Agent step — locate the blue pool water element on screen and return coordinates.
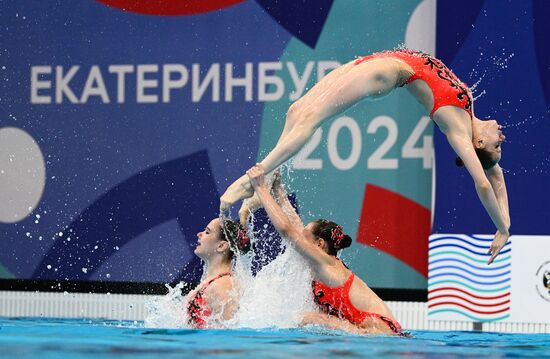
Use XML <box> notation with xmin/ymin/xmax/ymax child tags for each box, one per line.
<box><xmin>1</xmin><ymin>317</ymin><xmax>549</xmax><ymax>358</ymax></box>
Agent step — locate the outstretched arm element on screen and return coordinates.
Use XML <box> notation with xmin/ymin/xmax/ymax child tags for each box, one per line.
<box><xmin>272</xmin><ymin>171</ymin><xmax>304</xmax><ymax>229</ymax></box>
<box><xmin>301</xmin><ymin>312</ymin><xmax>390</xmax><ymax>335</ymax></box>
<box><xmin>446</xmin><ymin>134</ymin><xmax>510</xmax><ymax>264</ymax></box>
<box><xmin>485</xmin><ymin>164</ymin><xmax>510</xmax><ymax>228</ymax></box>
<box><xmin>238</xmin><ymin>193</ymin><xmax>263</xmax><ymax>225</ymax></box>
<box><xmin>246</xmin><ymin>164</ymin><xmax>330</xmax><ymax>267</ymax></box>
<box><xmin>485</xmin><ymin>164</ymin><xmax>511</xmax><ymax>261</ymax></box>
<box><xmin>301</xmin><ymin>311</ymin><xmax>364</xmax><ymax>334</ymax></box>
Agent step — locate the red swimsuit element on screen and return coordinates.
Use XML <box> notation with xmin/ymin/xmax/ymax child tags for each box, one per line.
<box><xmin>312</xmin><ymin>272</ymin><xmax>404</xmax><ymax>335</ymax></box>
<box><xmin>354</xmin><ymin>49</ymin><xmax>473</xmax><ymax>119</ymax></box>
<box><xmin>186</xmin><ymin>272</ymin><xmax>231</xmax><ymax>328</ymax></box>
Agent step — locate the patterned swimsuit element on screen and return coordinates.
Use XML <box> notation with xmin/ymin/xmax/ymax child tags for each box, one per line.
<box><xmin>355</xmin><ymin>49</ymin><xmax>473</xmax><ymax>119</ymax></box>
<box><xmin>313</xmin><ymin>272</ymin><xmax>405</xmax><ymax>336</ymax></box>
<box><xmin>186</xmin><ymin>272</ymin><xmax>231</xmax><ymax>328</ymax></box>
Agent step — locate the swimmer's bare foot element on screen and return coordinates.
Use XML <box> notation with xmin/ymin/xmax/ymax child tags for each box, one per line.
<box><xmin>220</xmin><ymin>174</ymin><xmax>254</xmax><ymax>213</ymax></box>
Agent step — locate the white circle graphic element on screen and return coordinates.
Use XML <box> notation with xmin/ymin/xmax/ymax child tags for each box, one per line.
<box><xmin>0</xmin><ymin>127</ymin><xmax>46</xmax><ymax>223</ymax></box>
<box><xmin>405</xmin><ymin>0</ymin><xmax>437</xmax><ymax>55</ymax></box>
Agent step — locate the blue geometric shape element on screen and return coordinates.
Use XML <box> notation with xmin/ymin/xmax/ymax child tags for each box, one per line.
<box><xmin>32</xmin><ymin>150</ymin><xmax>219</xmax><ymax>283</ymax></box>
<box><xmin>256</xmin><ymin>0</ymin><xmax>334</xmax><ymax>48</ymax></box>
<box><xmin>533</xmin><ymin>0</ymin><xmax>550</xmax><ymax>114</ymax></box>
<box><xmin>435</xmin><ymin>1</ymin><xmax>486</xmax><ymax>63</ymax></box>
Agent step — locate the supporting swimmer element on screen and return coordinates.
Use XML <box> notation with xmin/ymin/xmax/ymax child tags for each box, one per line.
<box><xmin>247</xmin><ymin>165</ymin><xmax>405</xmax><ymax>335</ymax></box>
<box><xmin>186</xmin><ymin>218</ymin><xmax>251</xmax><ymax>328</ymax></box>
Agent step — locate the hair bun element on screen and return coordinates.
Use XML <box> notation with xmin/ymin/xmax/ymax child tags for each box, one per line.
<box><xmin>236</xmin><ymin>227</ymin><xmax>252</xmax><ymax>254</ymax></box>
<box><xmin>221</xmin><ymin>219</ymin><xmax>252</xmax><ymax>255</ymax></box>
<box><xmin>340</xmin><ymin>234</ymin><xmax>352</xmax><ymax>249</ymax></box>
<box><xmin>331</xmin><ymin>226</ymin><xmax>345</xmax><ymax>249</ymax></box>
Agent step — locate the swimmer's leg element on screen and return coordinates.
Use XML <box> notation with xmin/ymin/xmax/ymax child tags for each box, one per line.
<box><xmin>276</xmin><ymin>60</ymin><xmax>357</xmax><ymax>143</ymax></box>
<box><xmin>260</xmin><ymin>58</ymin><xmax>403</xmax><ymax>174</ymax></box>
<box><xmin>220</xmin><ymin>58</ymin><xmax>402</xmax><ymax>211</ymax></box>
<box><xmin>235</xmin><ymin>61</ymin><xmax>359</xmax><ymax>216</ymax></box>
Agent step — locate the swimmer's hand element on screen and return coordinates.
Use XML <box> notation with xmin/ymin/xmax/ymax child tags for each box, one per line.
<box><xmin>488</xmin><ymin>230</ymin><xmax>510</xmax><ymax>265</ymax></box>
<box><xmin>246</xmin><ymin>164</ymin><xmax>268</xmax><ymax>191</ymax></box>
<box><xmin>271</xmin><ymin>169</ymin><xmax>284</xmax><ymax>194</ymax></box>
<box><xmin>239</xmin><ymin>193</ymin><xmax>262</xmax><ymax>224</ymax></box>
<box><xmin>239</xmin><ymin>168</ymin><xmax>281</xmax><ymax>223</ymax></box>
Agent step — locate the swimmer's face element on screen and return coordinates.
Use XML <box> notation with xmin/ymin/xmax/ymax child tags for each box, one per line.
<box><xmin>195</xmin><ymin>218</ymin><xmax>227</xmax><ymax>259</ymax></box>
<box><xmin>478</xmin><ymin>119</ymin><xmax>505</xmax><ymax>162</ymax></box>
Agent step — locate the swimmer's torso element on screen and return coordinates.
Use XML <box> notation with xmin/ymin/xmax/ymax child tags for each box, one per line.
<box><xmin>186</xmin><ymin>272</ymin><xmax>231</xmax><ymax>328</ymax></box>
<box><xmin>313</xmin><ymin>262</ymin><xmax>396</xmax><ymax>323</ymax></box>
<box><xmin>312</xmin><ymin>269</ymin><xmax>403</xmax><ymax>335</ymax></box>
<box><xmin>355</xmin><ymin>49</ymin><xmax>474</xmax><ymax>119</ymax></box>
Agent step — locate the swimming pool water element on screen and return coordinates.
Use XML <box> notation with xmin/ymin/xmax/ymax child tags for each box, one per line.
<box><xmin>1</xmin><ymin>317</ymin><xmax>549</xmax><ymax>359</ymax></box>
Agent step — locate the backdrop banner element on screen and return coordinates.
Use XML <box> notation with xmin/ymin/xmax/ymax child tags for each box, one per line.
<box><xmin>2</xmin><ymin>1</ymin><xmax>548</xmax><ymax>298</ymax></box>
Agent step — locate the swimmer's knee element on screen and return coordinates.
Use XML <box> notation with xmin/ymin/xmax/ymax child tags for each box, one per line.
<box><xmin>364</xmin><ymin>61</ymin><xmax>401</xmax><ymax>93</ymax></box>
<box><xmin>287</xmin><ymin>102</ymin><xmax>300</xmax><ymax>117</ymax></box>
<box><xmin>288</xmin><ymin>102</ymin><xmax>306</xmax><ymax>122</ymax></box>
<box><xmin>362</xmin><ymin>70</ymin><xmax>398</xmax><ymax>98</ymax></box>
<box><xmin>373</xmin><ymin>70</ymin><xmax>399</xmax><ymax>89</ymax></box>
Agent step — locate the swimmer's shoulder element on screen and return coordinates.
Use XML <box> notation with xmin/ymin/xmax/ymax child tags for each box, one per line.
<box><xmin>202</xmin><ymin>275</ymin><xmax>234</xmax><ymax>300</ymax></box>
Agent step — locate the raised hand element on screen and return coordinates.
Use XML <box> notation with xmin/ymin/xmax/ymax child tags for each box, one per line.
<box><xmin>245</xmin><ymin>164</ymin><xmax>267</xmax><ymax>191</ymax></box>
<box><xmin>271</xmin><ymin>169</ymin><xmax>284</xmax><ymax>194</ymax></box>
<box><xmin>238</xmin><ymin>193</ymin><xmax>262</xmax><ymax>225</ymax></box>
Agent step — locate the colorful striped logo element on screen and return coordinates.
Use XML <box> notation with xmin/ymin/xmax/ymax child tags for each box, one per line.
<box><xmin>428</xmin><ymin>234</ymin><xmax>511</xmax><ymax>322</ymax></box>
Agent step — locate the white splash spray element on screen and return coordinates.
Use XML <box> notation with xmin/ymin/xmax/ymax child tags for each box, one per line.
<box><xmin>144</xmin><ymin>282</ymin><xmax>190</xmax><ymax>329</ymax></box>
<box><xmin>143</xmin><ymin>241</ymin><xmax>315</xmax><ymax>329</ymax></box>
<box><xmin>231</xmin><ymin>242</ymin><xmax>315</xmax><ymax>329</ymax></box>
<box><xmin>144</xmin><ymin>164</ymin><xmax>317</xmax><ymax>329</ymax></box>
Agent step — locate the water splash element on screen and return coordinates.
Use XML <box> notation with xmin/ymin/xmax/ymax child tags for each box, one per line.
<box><xmin>472</xmin><ymin>89</ymin><xmax>486</xmax><ymax>102</ymax></box>
<box><xmin>144</xmin><ymin>166</ymin><xmax>316</xmax><ymax>329</ymax></box>
<box><xmin>232</xmin><ymin>243</ymin><xmax>315</xmax><ymax>329</ymax></box>
<box><xmin>468</xmin><ymin>51</ymin><xmax>515</xmax><ymax>101</ymax></box>
<box><xmin>500</xmin><ymin>114</ymin><xmax>545</xmax><ymax>129</ymax></box>
<box><xmin>144</xmin><ymin>282</ymin><xmax>189</xmax><ymax>329</ymax></box>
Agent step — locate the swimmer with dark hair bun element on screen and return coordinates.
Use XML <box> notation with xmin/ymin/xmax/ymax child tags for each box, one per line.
<box><xmin>185</xmin><ymin>217</ymin><xmax>250</xmax><ymax>328</ymax></box>
<box><xmin>247</xmin><ymin>165</ymin><xmax>405</xmax><ymax>335</ymax></box>
<box><xmin>222</xmin><ymin>48</ymin><xmax>510</xmax><ymax>265</ymax></box>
